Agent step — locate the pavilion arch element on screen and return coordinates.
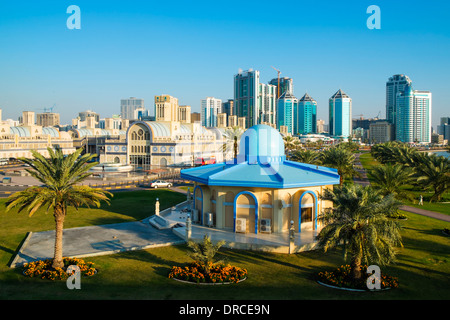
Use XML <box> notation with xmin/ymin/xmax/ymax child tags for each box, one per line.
<box><xmin>298</xmin><ymin>191</ymin><xmax>318</xmax><ymax>232</ymax></box>
<box><xmin>234</xmin><ymin>191</ymin><xmax>258</xmax><ymax>234</ymax></box>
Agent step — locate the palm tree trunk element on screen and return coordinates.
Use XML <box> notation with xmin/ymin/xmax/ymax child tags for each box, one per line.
<box><xmin>52</xmin><ymin>207</ymin><xmax>65</xmax><ymax>269</ymax></box>
<box><xmin>350</xmin><ymin>255</ymin><xmax>362</xmax><ymax>281</ymax></box>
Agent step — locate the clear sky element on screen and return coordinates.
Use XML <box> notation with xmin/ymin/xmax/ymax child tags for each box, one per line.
<box><xmin>0</xmin><ymin>0</ymin><xmax>449</xmax><ymax>128</ymax></box>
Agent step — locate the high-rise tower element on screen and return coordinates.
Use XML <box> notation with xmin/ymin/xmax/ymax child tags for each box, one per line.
<box><xmin>329</xmin><ymin>89</ymin><xmax>352</xmax><ymax>138</ymax></box>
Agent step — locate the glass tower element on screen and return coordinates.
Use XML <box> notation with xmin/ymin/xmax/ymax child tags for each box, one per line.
<box><xmin>395</xmin><ymin>84</ymin><xmax>432</xmax><ymax>143</ymax></box>
<box><xmin>386</xmin><ymin>74</ymin><xmax>412</xmax><ymax>125</ymax></box>
<box><xmin>276</xmin><ymin>90</ymin><xmax>298</xmax><ymax>134</ymax></box>
<box><xmin>329</xmin><ymin>89</ymin><xmax>352</xmax><ymax>138</ymax></box>
<box><xmin>201</xmin><ymin>97</ymin><xmax>222</xmax><ymax>128</ymax></box>
<box><xmin>297</xmin><ymin>93</ymin><xmax>317</xmax><ymax>135</ymax></box>
<box><xmin>234</xmin><ymin>69</ymin><xmax>277</xmax><ymax>128</ymax></box>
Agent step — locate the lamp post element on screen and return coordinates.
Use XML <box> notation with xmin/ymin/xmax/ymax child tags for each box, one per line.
<box><xmin>155</xmin><ymin>198</ymin><xmax>160</xmax><ymax>216</ymax></box>
<box><xmin>289</xmin><ymin>220</ymin><xmax>295</xmax><ymax>254</ymax></box>
<box><xmin>186</xmin><ymin>213</ymin><xmax>192</xmax><ymax>241</ymax></box>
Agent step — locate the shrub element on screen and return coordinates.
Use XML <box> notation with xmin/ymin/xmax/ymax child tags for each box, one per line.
<box><xmin>23</xmin><ymin>257</ymin><xmax>97</xmax><ymax>280</ymax></box>
<box><xmin>316</xmin><ymin>264</ymin><xmax>399</xmax><ymax>290</ymax></box>
<box><xmin>168</xmin><ymin>261</ymin><xmax>247</xmax><ymax>284</ymax></box>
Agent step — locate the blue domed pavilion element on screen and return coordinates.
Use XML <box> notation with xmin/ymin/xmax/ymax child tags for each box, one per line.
<box><xmin>180</xmin><ymin>124</ymin><xmax>340</xmax><ymax>234</ymax></box>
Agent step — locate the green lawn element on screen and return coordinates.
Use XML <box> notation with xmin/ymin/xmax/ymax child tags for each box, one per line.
<box><xmin>0</xmin><ymin>190</ymin><xmax>449</xmax><ymax>300</ymax></box>
<box><xmin>358</xmin><ymin>152</ymin><xmax>450</xmax><ymax>215</ymax></box>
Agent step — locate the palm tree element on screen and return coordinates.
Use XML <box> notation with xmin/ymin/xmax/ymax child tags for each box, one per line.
<box><xmin>370</xmin><ymin>163</ymin><xmax>415</xmax><ymax>200</ymax></box>
<box><xmin>283</xmin><ymin>135</ymin><xmax>298</xmax><ymax>153</ymax></box>
<box><xmin>317</xmin><ymin>184</ymin><xmax>403</xmax><ymax>281</ymax></box>
<box><xmin>415</xmin><ymin>154</ymin><xmax>450</xmax><ymax>202</ymax></box>
<box><xmin>221</xmin><ymin>126</ymin><xmax>244</xmax><ymax>161</ymax></box>
<box><xmin>187</xmin><ymin>234</ymin><xmax>226</xmax><ymax>275</ymax></box>
<box><xmin>6</xmin><ymin>147</ymin><xmax>112</xmax><ymax>269</ymax></box>
<box><xmin>320</xmin><ymin>147</ymin><xmax>360</xmax><ymax>186</ymax></box>
<box><xmin>290</xmin><ymin>149</ymin><xmax>321</xmax><ymax>164</ymax></box>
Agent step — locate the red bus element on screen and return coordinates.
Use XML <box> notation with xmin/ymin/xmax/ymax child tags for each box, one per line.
<box><xmin>194</xmin><ymin>157</ymin><xmax>216</xmax><ymax>166</ymax></box>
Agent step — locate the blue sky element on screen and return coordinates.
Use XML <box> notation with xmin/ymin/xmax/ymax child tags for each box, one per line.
<box><xmin>0</xmin><ymin>0</ymin><xmax>449</xmax><ymax>127</ymax></box>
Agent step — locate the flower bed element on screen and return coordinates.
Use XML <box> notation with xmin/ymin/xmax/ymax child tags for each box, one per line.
<box><xmin>22</xmin><ymin>257</ymin><xmax>97</xmax><ymax>281</ymax></box>
<box><xmin>168</xmin><ymin>261</ymin><xmax>247</xmax><ymax>284</ymax></box>
<box><xmin>316</xmin><ymin>264</ymin><xmax>399</xmax><ymax>291</ymax></box>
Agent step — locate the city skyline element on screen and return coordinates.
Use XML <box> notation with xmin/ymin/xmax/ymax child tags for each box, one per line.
<box><xmin>0</xmin><ymin>1</ymin><xmax>449</xmax><ymax>127</ymax></box>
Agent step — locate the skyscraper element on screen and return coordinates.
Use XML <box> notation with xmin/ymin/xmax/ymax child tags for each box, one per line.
<box><xmin>276</xmin><ymin>90</ymin><xmax>298</xmax><ymax>135</ymax></box>
<box><xmin>329</xmin><ymin>89</ymin><xmax>352</xmax><ymax>138</ymax></box>
<box><xmin>222</xmin><ymin>99</ymin><xmax>234</xmax><ymax>117</ymax></box>
<box><xmin>121</xmin><ymin>97</ymin><xmax>145</xmax><ymax>120</ymax></box>
<box><xmin>269</xmin><ymin>77</ymin><xmax>293</xmax><ymax>98</ymax></box>
<box><xmin>234</xmin><ymin>69</ymin><xmax>276</xmax><ymax>128</ymax></box>
<box><xmin>297</xmin><ymin>93</ymin><xmax>317</xmax><ymax>135</ymax></box>
<box><xmin>437</xmin><ymin>117</ymin><xmax>450</xmax><ymax>141</ymax></box>
<box><xmin>386</xmin><ymin>74</ymin><xmax>412</xmax><ymax>125</ymax></box>
<box><xmin>201</xmin><ymin>97</ymin><xmax>222</xmax><ymax>128</ymax></box>
<box><xmin>395</xmin><ymin>84</ymin><xmax>432</xmax><ymax>143</ymax></box>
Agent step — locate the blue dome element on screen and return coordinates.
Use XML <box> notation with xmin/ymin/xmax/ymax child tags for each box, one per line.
<box><xmin>237</xmin><ymin>124</ymin><xmax>285</xmax><ymax>164</ymax></box>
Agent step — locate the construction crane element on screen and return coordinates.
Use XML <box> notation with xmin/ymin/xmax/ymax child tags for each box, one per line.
<box><xmin>271</xmin><ymin>66</ymin><xmax>281</xmax><ymax>99</ymax></box>
<box><xmin>36</xmin><ymin>104</ymin><xmax>56</xmax><ymax>113</ymax></box>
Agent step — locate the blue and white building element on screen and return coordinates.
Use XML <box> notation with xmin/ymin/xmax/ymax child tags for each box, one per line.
<box><xmin>395</xmin><ymin>84</ymin><xmax>432</xmax><ymax>143</ymax></box>
<box><xmin>180</xmin><ymin>124</ymin><xmax>340</xmax><ymax>235</ymax></box>
<box><xmin>201</xmin><ymin>97</ymin><xmax>222</xmax><ymax>128</ymax></box>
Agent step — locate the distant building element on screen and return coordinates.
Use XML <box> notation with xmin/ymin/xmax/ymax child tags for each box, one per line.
<box><xmin>0</xmin><ymin>110</ymin><xmax>75</xmax><ymax>159</ymax></box>
<box><xmin>191</xmin><ymin>112</ymin><xmax>201</xmax><ymax>123</ymax></box>
<box><xmin>36</xmin><ymin>112</ymin><xmax>60</xmax><ymax>127</ymax></box>
<box><xmin>386</xmin><ymin>74</ymin><xmax>412</xmax><ymax>125</ymax></box>
<box><xmin>316</xmin><ymin>119</ymin><xmax>326</xmax><ymax>133</ymax></box>
<box><xmin>228</xmin><ymin>115</ymin><xmax>237</xmax><ymax>127</ymax></box>
<box><xmin>297</xmin><ymin>93</ymin><xmax>317</xmax><ymax>135</ymax></box>
<box><xmin>395</xmin><ymin>84</ymin><xmax>432</xmax><ymax>143</ymax></box>
<box><xmin>276</xmin><ymin>90</ymin><xmax>297</xmax><ymax>135</ymax></box>
<box><xmin>121</xmin><ymin>97</ymin><xmax>145</xmax><ymax>120</ymax></box>
<box><xmin>329</xmin><ymin>89</ymin><xmax>352</xmax><ymax>138</ymax></box>
<box><xmin>78</xmin><ymin>110</ymin><xmax>100</xmax><ymax>123</ymax></box>
<box><xmin>431</xmin><ymin>133</ymin><xmax>444</xmax><ymax>144</ymax></box>
<box><xmin>154</xmin><ymin>95</ymin><xmax>179</xmax><ymax>122</ymax></box>
<box><xmin>201</xmin><ymin>97</ymin><xmax>222</xmax><ymax>128</ymax></box>
<box><xmin>178</xmin><ymin>105</ymin><xmax>191</xmax><ymax>124</ymax></box>
<box><xmin>222</xmin><ymin>99</ymin><xmax>234</xmax><ymax>117</ymax></box>
<box><xmin>99</xmin><ymin>121</ymin><xmax>226</xmax><ymax>169</ymax></box>
<box><xmin>234</xmin><ymin>69</ymin><xmax>276</xmax><ymax>128</ymax></box>
<box><xmin>369</xmin><ymin>121</ymin><xmax>394</xmax><ymax>144</ymax></box>
<box><xmin>269</xmin><ymin>77</ymin><xmax>293</xmax><ymax>98</ymax></box>
<box><xmin>437</xmin><ymin>117</ymin><xmax>450</xmax><ymax>141</ymax></box>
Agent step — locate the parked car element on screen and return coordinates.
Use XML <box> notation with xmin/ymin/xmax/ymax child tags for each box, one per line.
<box><xmin>150</xmin><ymin>180</ymin><xmax>172</xmax><ymax>188</ymax></box>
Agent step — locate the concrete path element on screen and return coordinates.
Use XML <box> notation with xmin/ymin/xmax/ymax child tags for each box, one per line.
<box><xmin>10</xmin><ymin>220</ymin><xmax>185</xmax><ymax>268</ymax></box>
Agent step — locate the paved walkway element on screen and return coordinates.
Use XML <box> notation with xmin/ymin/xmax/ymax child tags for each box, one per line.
<box><xmin>10</xmin><ymin>221</ymin><xmax>185</xmax><ymax>268</ymax></box>
<box><xmin>354</xmin><ymin>153</ymin><xmax>450</xmax><ymax>223</ymax></box>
